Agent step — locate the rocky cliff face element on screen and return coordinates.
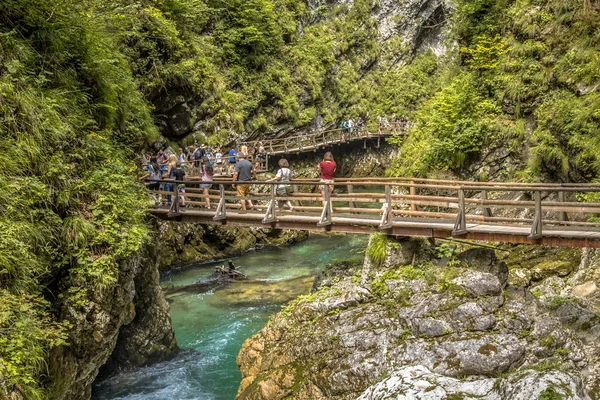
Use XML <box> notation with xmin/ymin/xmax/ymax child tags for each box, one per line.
<box><xmin>271</xmin><ymin>142</ymin><xmax>399</xmax><ymax>179</ymax></box>
<box><xmin>236</xmin><ymin>237</ymin><xmax>600</xmax><ymax>399</ymax></box>
<box><xmin>46</xmin><ymin>242</ymin><xmax>178</xmax><ymax>400</ymax></box>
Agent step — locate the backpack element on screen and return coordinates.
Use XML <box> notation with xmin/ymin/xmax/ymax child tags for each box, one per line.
<box><xmin>194</xmin><ymin>149</ymin><xmax>203</xmax><ymax>160</ymax></box>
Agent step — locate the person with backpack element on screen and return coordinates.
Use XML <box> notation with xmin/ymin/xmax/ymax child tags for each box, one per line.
<box><xmin>266</xmin><ymin>158</ymin><xmax>294</xmax><ymax>211</ymax></box>
<box><xmin>228</xmin><ymin>146</ymin><xmax>237</xmax><ymax>174</ymax></box>
<box><xmin>232</xmin><ymin>152</ymin><xmax>255</xmax><ymax>211</ymax></box>
<box><xmin>201</xmin><ymin>156</ymin><xmax>214</xmax><ymax>208</ymax></box>
<box><xmin>193</xmin><ymin>146</ymin><xmax>204</xmax><ymax>168</ymax></box>
<box><xmin>215</xmin><ymin>149</ymin><xmax>223</xmax><ymax>174</ymax></box>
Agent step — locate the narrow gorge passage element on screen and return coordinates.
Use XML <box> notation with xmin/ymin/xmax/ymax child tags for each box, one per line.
<box><xmin>92</xmin><ymin>234</ymin><xmax>367</xmax><ymax>400</ymax></box>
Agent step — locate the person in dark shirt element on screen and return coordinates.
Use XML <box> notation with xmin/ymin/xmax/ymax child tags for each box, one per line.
<box><xmin>173</xmin><ymin>167</ymin><xmax>186</xmax><ymax>207</ymax></box>
<box><xmin>318</xmin><ymin>152</ymin><xmax>336</xmax><ymax>206</ymax></box>
<box><xmin>232</xmin><ymin>153</ymin><xmax>255</xmax><ymax>211</ymax></box>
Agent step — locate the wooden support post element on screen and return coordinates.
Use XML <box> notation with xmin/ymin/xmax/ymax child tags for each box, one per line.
<box><xmin>262</xmin><ymin>184</ymin><xmax>278</xmax><ymax>223</ymax></box>
<box><xmin>169</xmin><ymin>182</ymin><xmax>180</xmax><ymax>216</ymax></box>
<box><xmin>379</xmin><ymin>184</ymin><xmax>393</xmax><ymax>229</ymax></box>
<box><xmin>410</xmin><ymin>180</ymin><xmax>419</xmax><ymax>212</ymax></box>
<box><xmin>317</xmin><ymin>184</ymin><xmax>332</xmax><ymax>226</ymax></box>
<box><xmin>376</xmin><ymin>136</ymin><xmax>380</xmax><ymax>149</ymax></box>
<box><xmin>482</xmin><ymin>190</ymin><xmax>493</xmax><ymax>218</ymax></box>
<box><xmin>558</xmin><ymin>191</ymin><xmax>568</xmax><ymax>222</ymax></box>
<box><xmin>452</xmin><ymin>188</ymin><xmax>467</xmax><ymax>236</ymax></box>
<box><xmin>363</xmin><ymin>139</ymin><xmax>367</xmax><ymax>149</ymax></box>
<box><xmin>213</xmin><ymin>184</ymin><xmax>227</xmax><ymax>221</ymax></box>
<box><xmin>347</xmin><ymin>184</ymin><xmax>355</xmax><ymax>209</ymax></box>
<box><xmin>528</xmin><ymin>190</ymin><xmax>543</xmax><ymax>240</ymax></box>
<box><xmin>265</xmin><ymin>154</ymin><xmax>269</xmax><ymax>171</ymax></box>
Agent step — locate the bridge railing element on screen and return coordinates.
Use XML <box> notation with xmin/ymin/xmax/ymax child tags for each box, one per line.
<box><xmin>146</xmin><ymin>178</ymin><xmax>600</xmax><ymax>243</ymax></box>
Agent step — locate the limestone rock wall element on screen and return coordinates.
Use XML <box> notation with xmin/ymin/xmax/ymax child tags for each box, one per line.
<box><xmin>235</xmin><ymin>237</ymin><xmax>600</xmax><ymax>399</ymax></box>
<box><xmin>46</xmin><ymin>243</ymin><xmax>178</xmax><ymax>400</ymax></box>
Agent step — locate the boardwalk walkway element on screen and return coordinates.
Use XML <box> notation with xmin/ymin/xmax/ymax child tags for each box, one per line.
<box><xmin>147</xmin><ymin>177</ymin><xmax>600</xmax><ymax>248</ymax></box>
<box><xmin>241</xmin><ymin>123</ymin><xmax>408</xmax><ymax>158</ymax></box>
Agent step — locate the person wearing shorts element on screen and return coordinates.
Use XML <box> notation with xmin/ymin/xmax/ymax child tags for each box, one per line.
<box><xmin>201</xmin><ymin>159</ymin><xmax>214</xmax><ymax>208</ymax></box>
<box><xmin>318</xmin><ymin>151</ymin><xmax>336</xmax><ymax>206</ymax></box>
<box><xmin>233</xmin><ymin>153</ymin><xmax>255</xmax><ymax>211</ymax></box>
<box><xmin>266</xmin><ymin>158</ymin><xmax>293</xmax><ymax>211</ymax></box>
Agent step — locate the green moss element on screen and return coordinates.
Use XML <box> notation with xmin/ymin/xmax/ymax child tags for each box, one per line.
<box><xmin>538</xmin><ymin>386</ymin><xmax>565</xmax><ymax>400</ymax></box>
<box><xmin>477</xmin><ymin>343</ymin><xmax>498</xmax><ymax>356</ymax></box>
<box><xmin>367</xmin><ymin>233</ymin><xmax>396</xmax><ymax>265</ymax></box>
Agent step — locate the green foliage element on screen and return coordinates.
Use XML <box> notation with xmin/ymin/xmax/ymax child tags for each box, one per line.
<box><xmin>389</xmin><ymin>0</ymin><xmax>600</xmax><ymax>181</ymax></box>
<box><xmin>538</xmin><ymin>386</ymin><xmax>565</xmax><ymax>400</ymax></box>
<box><xmin>0</xmin><ymin>291</ymin><xmax>69</xmax><ymax>400</ymax></box>
<box><xmin>366</xmin><ymin>233</ymin><xmax>396</xmax><ymax>265</ymax></box>
<box><xmin>0</xmin><ymin>0</ymin><xmax>154</xmax><ymax>395</ymax></box>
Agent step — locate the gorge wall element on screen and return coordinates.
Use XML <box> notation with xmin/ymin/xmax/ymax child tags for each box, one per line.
<box><xmin>45</xmin><ymin>242</ymin><xmax>178</xmax><ymax>400</ymax></box>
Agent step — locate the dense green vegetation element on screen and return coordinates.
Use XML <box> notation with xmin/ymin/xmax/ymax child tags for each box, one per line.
<box><xmin>0</xmin><ymin>1</ymin><xmax>154</xmax><ymax>397</ymax></box>
<box><xmin>1</xmin><ymin>0</ymin><xmax>599</xmax><ymax>397</ymax></box>
<box><xmin>390</xmin><ymin>0</ymin><xmax>600</xmax><ymax>181</ymax></box>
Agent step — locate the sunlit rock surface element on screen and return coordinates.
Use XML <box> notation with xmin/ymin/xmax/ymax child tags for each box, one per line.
<box><xmin>236</xmin><ymin>238</ymin><xmax>600</xmax><ymax>399</ymax></box>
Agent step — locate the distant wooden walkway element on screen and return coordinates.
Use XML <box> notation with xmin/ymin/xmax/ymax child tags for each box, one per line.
<box><xmin>241</xmin><ymin>123</ymin><xmax>409</xmax><ymax>157</ymax></box>
<box><xmin>147</xmin><ymin>177</ymin><xmax>600</xmax><ymax>248</ymax></box>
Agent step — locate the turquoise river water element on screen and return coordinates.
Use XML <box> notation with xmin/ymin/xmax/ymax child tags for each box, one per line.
<box><xmin>93</xmin><ymin>233</ymin><xmax>367</xmax><ymax>400</ymax></box>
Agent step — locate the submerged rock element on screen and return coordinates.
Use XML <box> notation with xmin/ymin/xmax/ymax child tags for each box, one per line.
<box><xmin>156</xmin><ymin>222</ymin><xmax>309</xmax><ymax>271</ymax></box>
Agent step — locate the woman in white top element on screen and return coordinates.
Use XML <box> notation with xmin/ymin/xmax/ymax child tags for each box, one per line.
<box><xmin>266</xmin><ymin>158</ymin><xmax>293</xmax><ymax>211</ymax></box>
<box><xmin>201</xmin><ymin>157</ymin><xmax>214</xmax><ymax>208</ymax></box>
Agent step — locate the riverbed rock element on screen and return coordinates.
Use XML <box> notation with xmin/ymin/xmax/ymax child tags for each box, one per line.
<box><xmin>457</xmin><ymin>248</ymin><xmax>508</xmax><ymax>288</ymax></box>
<box><xmin>236</xmin><ymin>238</ymin><xmax>600</xmax><ymax>399</ymax></box>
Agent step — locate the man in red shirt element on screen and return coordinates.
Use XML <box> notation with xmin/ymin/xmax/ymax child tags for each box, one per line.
<box><xmin>318</xmin><ymin>151</ymin><xmax>336</xmax><ymax>206</ymax></box>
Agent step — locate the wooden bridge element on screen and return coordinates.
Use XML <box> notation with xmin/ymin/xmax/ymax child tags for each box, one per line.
<box><xmin>240</xmin><ymin>123</ymin><xmax>408</xmax><ymax>160</ymax></box>
<box><xmin>147</xmin><ymin>177</ymin><xmax>600</xmax><ymax>248</ymax></box>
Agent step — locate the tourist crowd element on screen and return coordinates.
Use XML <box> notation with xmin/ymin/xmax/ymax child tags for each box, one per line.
<box><xmin>140</xmin><ymin>145</ymin><xmax>338</xmax><ymax>213</ymax></box>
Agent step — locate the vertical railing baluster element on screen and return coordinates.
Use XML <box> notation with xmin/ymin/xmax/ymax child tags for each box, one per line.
<box><xmin>263</xmin><ymin>183</ymin><xmax>278</xmax><ymax>223</ymax></box>
<box><xmin>529</xmin><ymin>190</ymin><xmax>543</xmax><ymax>239</ymax></box>
<box><xmin>452</xmin><ymin>188</ymin><xmax>467</xmax><ymax>236</ymax></box>
<box><xmin>410</xmin><ymin>180</ymin><xmax>419</xmax><ymax>212</ymax></box>
<box><xmin>558</xmin><ymin>191</ymin><xmax>567</xmax><ymax>222</ymax></box>
<box><xmin>482</xmin><ymin>190</ymin><xmax>493</xmax><ymax>218</ymax></box>
<box><xmin>379</xmin><ymin>184</ymin><xmax>393</xmax><ymax>229</ymax></box>
<box><xmin>213</xmin><ymin>184</ymin><xmax>227</xmax><ymax>221</ymax></box>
